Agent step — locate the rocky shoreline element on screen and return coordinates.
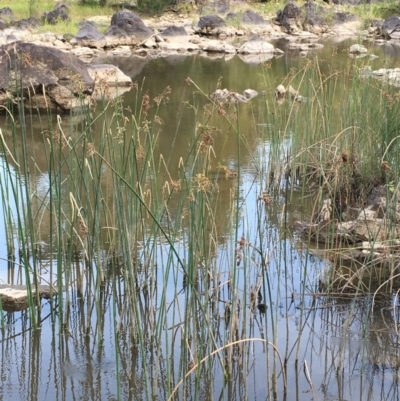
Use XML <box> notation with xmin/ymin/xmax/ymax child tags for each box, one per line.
<box><xmin>1</xmin><ymin>1</ymin><xmax>400</xmax><ymax>110</ymax></box>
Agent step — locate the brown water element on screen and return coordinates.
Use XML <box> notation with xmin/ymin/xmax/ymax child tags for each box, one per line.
<box><xmin>0</xmin><ymin>38</ymin><xmax>400</xmax><ymax>401</ymax></box>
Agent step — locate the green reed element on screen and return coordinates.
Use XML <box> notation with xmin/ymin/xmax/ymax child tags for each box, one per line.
<box><xmin>2</xmin><ymin>51</ymin><xmax>400</xmax><ymax>400</ymax></box>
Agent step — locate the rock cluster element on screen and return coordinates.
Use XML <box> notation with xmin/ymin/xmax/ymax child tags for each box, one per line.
<box><xmin>0</xmin><ymin>41</ymin><xmax>131</xmax><ymax>111</ymax></box>
<box><xmin>210</xmin><ymin>88</ymin><xmax>258</xmax><ymax>103</ymax></box>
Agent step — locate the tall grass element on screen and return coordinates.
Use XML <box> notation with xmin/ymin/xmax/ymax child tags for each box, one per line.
<box><xmin>1</xmin><ymin>53</ymin><xmax>400</xmax><ymax>400</ymax></box>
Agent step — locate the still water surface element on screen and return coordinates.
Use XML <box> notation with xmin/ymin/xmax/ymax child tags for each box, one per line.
<box><xmin>0</xmin><ymin>38</ymin><xmax>400</xmax><ymax>401</ymax></box>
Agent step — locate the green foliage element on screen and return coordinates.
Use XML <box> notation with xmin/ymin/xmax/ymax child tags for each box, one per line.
<box><xmin>137</xmin><ymin>0</ymin><xmax>173</xmax><ymax>14</ymax></box>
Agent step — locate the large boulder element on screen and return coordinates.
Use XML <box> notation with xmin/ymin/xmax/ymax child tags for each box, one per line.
<box><xmin>0</xmin><ymin>42</ymin><xmax>94</xmax><ymax>111</ymax></box>
<box><xmin>109</xmin><ymin>9</ymin><xmax>153</xmax><ymax>39</ymax></box>
<box><xmin>72</xmin><ymin>22</ymin><xmax>106</xmax><ymax>49</ymax></box>
<box><xmin>381</xmin><ymin>16</ymin><xmax>400</xmax><ymax>39</ymax></box>
<box><xmin>301</xmin><ymin>1</ymin><xmax>328</xmax><ymax>33</ymax></box>
<box><xmin>198</xmin><ymin>15</ymin><xmax>226</xmax><ymax>33</ymax></box>
<box><xmin>43</xmin><ymin>3</ymin><xmax>70</xmax><ymax>25</ymax></box>
<box><xmin>276</xmin><ymin>1</ymin><xmax>302</xmax><ymax>33</ymax></box>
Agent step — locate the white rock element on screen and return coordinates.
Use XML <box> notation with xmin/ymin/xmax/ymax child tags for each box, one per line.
<box><xmin>70</xmin><ymin>46</ymin><xmax>95</xmax><ymax>58</ymax></box>
<box><xmin>87</xmin><ymin>64</ymin><xmax>132</xmax><ymax>88</ymax></box>
<box><xmin>109</xmin><ymin>46</ymin><xmax>132</xmax><ymax>57</ymax></box>
<box><xmin>349</xmin><ymin>44</ymin><xmax>367</xmax><ymax>54</ymax></box>
<box><xmin>238</xmin><ymin>38</ymin><xmax>275</xmax><ymax>54</ymax></box>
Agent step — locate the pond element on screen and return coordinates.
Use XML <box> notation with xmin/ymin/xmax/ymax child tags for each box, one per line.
<box><xmin>1</xmin><ymin>37</ymin><xmax>400</xmax><ymax>401</ymax></box>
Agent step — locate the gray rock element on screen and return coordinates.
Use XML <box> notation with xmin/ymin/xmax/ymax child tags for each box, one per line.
<box><xmin>6</xmin><ymin>34</ymin><xmax>20</xmax><ymax>44</ymax></box>
<box><xmin>72</xmin><ymin>21</ymin><xmax>106</xmax><ymax>49</ymax></box>
<box><xmin>43</xmin><ymin>3</ymin><xmax>69</xmax><ymax>25</ymax></box>
<box><xmin>382</xmin><ymin>16</ymin><xmax>400</xmax><ymax>38</ymax></box>
<box><xmin>87</xmin><ymin>64</ymin><xmax>132</xmax><ymax>87</ymax></box>
<box><xmin>333</xmin><ymin>12</ymin><xmax>355</xmax><ymax>24</ymax></box>
<box><xmin>281</xmin><ymin>1</ymin><xmax>301</xmax><ymax>19</ymax></box>
<box><xmin>242</xmin><ymin>10</ymin><xmax>265</xmax><ymax>25</ymax></box>
<box><xmin>276</xmin><ymin>1</ymin><xmax>301</xmax><ymax>33</ymax></box>
<box><xmin>238</xmin><ymin>35</ymin><xmax>275</xmax><ymax>54</ymax></box>
<box><xmin>0</xmin><ymin>42</ymin><xmax>94</xmax><ymax>110</ymax></box>
<box><xmin>198</xmin><ymin>15</ymin><xmax>226</xmax><ymax>30</ymax></box>
<box><xmin>210</xmin><ymin>88</ymin><xmax>258</xmax><ymax>103</ymax></box>
<box><xmin>301</xmin><ymin>1</ymin><xmax>328</xmax><ymax>32</ymax></box>
<box><xmin>15</xmin><ymin>17</ymin><xmax>39</xmax><ymax>29</ymax></box>
<box><xmin>110</xmin><ymin>9</ymin><xmax>153</xmax><ymax>38</ymax></box>
<box><xmin>161</xmin><ymin>25</ymin><xmax>188</xmax><ymax>36</ymax></box>
<box><xmin>0</xmin><ymin>7</ymin><xmax>15</xmax><ymax>21</ymax></box>
<box><xmin>0</xmin><ymin>20</ymin><xmax>8</xmax><ymax>30</ymax></box>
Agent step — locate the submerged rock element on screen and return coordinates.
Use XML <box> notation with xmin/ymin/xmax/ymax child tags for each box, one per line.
<box><xmin>210</xmin><ymin>88</ymin><xmax>258</xmax><ymax>103</ymax></box>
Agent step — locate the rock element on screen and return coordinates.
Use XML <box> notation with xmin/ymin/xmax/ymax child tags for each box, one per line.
<box><xmin>142</xmin><ymin>38</ymin><xmax>157</xmax><ymax>49</ymax></box>
<box><xmin>333</xmin><ymin>12</ymin><xmax>355</xmax><ymax>24</ymax></box>
<box><xmin>0</xmin><ymin>42</ymin><xmax>94</xmax><ymax>111</ymax></box>
<box><xmin>53</xmin><ymin>39</ymin><xmax>72</xmax><ymax>50</ymax></box>
<box><xmin>200</xmin><ymin>39</ymin><xmax>237</xmax><ymax>53</ymax></box>
<box><xmin>87</xmin><ymin>64</ymin><xmax>132</xmax><ymax>88</ymax></box>
<box><xmin>198</xmin><ymin>15</ymin><xmax>226</xmax><ymax>33</ymax></box>
<box><xmin>158</xmin><ymin>37</ymin><xmax>201</xmax><ymax>53</ymax></box>
<box><xmin>275</xmin><ymin>84</ymin><xmax>286</xmax><ymax>100</ymax></box>
<box><xmin>238</xmin><ymin>35</ymin><xmax>275</xmax><ymax>54</ymax></box>
<box><xmin>15</xmin><ymin>17</ymin><xmax>39</xmax><ymax>30</ymax></box>
<box><xmin>108</xmin><ymin>45</ymin><xmax>132</xmax><ymax>56</ymax></box>
<box><xmin>0</xmin><ymin>20</ymin><xmax>8</xmax><ymax>30</ymax></box>
<box><xmin>349</xmin><ymin>44</ymin><xmax>367</xmax><ymax>54</ymax></box>
<box><xmin>70</xmin><ymin>46</ymin><xmax>96</xmax><ymax>58</ymax></box>
<box><xmin>243</xmin><ymin>89</ymin><xmax>258</xmax><ymax>99</ymax></box>
<box><xmin>382</xmin><ymin>16</ymin><xmax>400</xmax><ymax>39</ymax></box>
<box><xmin>105</xmin><ymin>25</ymin><xmax>132</xmax><ymax>47</ymax></box>
<box><xmin>276</xmin><ymin>1</ymin><xmax>301</xmax><ymax>33</ymax></box>
<box><xmin>72</xmin><ymin>21</ymin><xmax>106</xmax><ymax>49</ymax></box>
<box><xmin>242</xmin><ymin>10</ymin><xmax>265</xmax><ymax>25</ymax></box>
<box><xmin>109</xmin><ymin>9</ymin><xmax>153</xmax><ymax>38</ymax></box>
<box><xmin>6</xmin><ymin>34</ymin><xmax>20</xmax><ymax>44</ymax></box>
<box><xmin>210</xmin><ymin>88</ymin><xmax>258</xmax><ymax>103</ymax></box>
<box><xmin>282</xmin><ymin>1</ymin><xmax>302</xmax><ymax>19</ymax></box>
<box><xmin>43</xmin><ymin>2</ymin><xmax>70</xmax><ymax>25</ymax></box>
<box><xmin>0</xmin><ymin>284</ymin><xmax>59</xmax><ymax>312</ymax></box>
<box><xmin>301</xmin><ymin>1</ymin><xmax>328</xmax><ymax>33</ymax></box>
<box><xmin>161</xmin><ymin>25</ymin><xmax>188</xmax><ymax>36</ymax></box>
<box><xmin>0</xmin><ymin>7</ymin><xmax>15</xmax><ymax>21</ymax></box>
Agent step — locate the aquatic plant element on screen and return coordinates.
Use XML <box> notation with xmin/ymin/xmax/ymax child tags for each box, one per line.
<box><xmin>1</xmin><ymin>51</ymin><xmax>400</xmax><ymax>400</ymax></box>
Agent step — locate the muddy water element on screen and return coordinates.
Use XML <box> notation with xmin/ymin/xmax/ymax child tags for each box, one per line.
<box><xmin>1</xmin><ymin>38</ymin><xmax>400</xmax><ymax>401</ymax></box>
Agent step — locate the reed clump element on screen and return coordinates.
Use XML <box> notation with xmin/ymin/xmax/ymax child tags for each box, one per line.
<box><xmin>1</xmin><ymin>52</ymin><xmax>400</xmax><ymax>400</ymax></box>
